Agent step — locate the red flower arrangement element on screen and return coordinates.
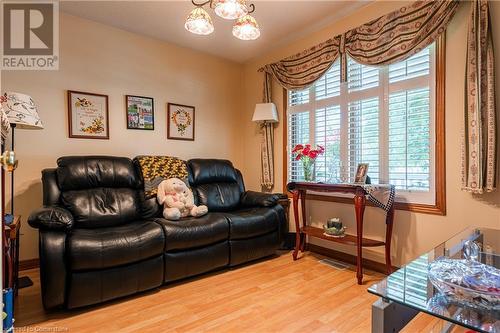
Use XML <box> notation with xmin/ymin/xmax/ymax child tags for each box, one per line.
<box><xmin>292</xmin><ymin>144</ymin><xmax>325</xmax><ymax>181</ymax></box>
<box><xmin>292</xmin><ymin>144</ymin><xmax>325</xmax><ymax>161</ymax></box>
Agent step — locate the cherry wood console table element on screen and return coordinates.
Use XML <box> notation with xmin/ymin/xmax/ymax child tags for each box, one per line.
<box><xmin>287</xmin><ymin>182</ymin><xmax>395</xmax><ymax>285</ymax></box>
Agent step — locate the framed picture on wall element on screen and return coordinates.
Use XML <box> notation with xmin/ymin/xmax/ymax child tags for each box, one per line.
<box><xmin>68</xmin><ymin>90</ymin><xmax>109</xmax><ymax>139</ymax></box>
<box><xmin>126</xmin><ymin>95</ymin><xmax>154</xmax><ymax>130</ymax></box>
<box><xmin>167</xmin><ymin>103</ymin><xmax>195</xmax><ymax>141</ymax></box>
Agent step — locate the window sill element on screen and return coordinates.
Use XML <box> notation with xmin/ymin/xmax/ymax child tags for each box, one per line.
<box><xmin>286</xmin><ymin>192</ymin><xmax>446</xmax><ymax>216</ymax></box>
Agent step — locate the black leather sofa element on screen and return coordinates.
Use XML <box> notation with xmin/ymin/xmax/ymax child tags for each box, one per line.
<box><xmin>28</xmin><ymin>156</ymin><xmax>287</xmax><ymax>309</ymax></box>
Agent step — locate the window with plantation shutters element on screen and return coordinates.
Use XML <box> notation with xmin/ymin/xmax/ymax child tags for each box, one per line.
<box><xmin>287</xmin><ymin>44</ymin><xmax>437</xmax><ymax>205</ymax></box>
<box><xmin>289</xmin><ymin>111</ymin><xmax>310</xmax><ymax>181</ymax></box>
<box><xmin>388</xmin><ymin>89</ymin><xmax>431</xmax><ymax>191</ymax></box>
<box><xmin>348</xmin><ymin>98</ymin><xmax>380</xmax><ymax>184</ymax></box>
<box><xmin>315</xmin><ymin>105</ymin><xmax>341</xmax><ymax>183</ymax></box>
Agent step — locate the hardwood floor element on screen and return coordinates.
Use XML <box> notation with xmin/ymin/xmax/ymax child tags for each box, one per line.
<box><xmin>15</xmin><ymin>251</ymin><xmax>463</xmax><ymax>332</ymax></box>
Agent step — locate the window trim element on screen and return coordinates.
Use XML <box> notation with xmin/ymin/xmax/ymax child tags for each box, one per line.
<box><xmin>282</xmin><ymin>34</ymin><xmax>446</xmax><ymax>216</ymax></box>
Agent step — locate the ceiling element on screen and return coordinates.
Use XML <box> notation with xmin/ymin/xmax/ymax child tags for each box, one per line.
<box><xmin>61</xmin><ymin>1</ymin><xmax>371</xmax><ymax>63</ymax></box>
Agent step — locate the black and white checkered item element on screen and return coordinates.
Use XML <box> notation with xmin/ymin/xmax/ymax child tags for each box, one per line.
<box><xmin>362</xmin><ymin>185</ymin><xmax>395</xmax><ymax>212</ymax></box>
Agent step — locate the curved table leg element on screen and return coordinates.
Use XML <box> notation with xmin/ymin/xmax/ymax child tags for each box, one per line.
<box><xmin>292</xmin><ymin>190</ymin><xmax>301</xmax><ymax>260</ymax></box>
<box><xmin>385</xmin><ymin>207</ymin><xmax>395</xmax><ymax>275</ymax></box>
<box><xmin>300</xmin><ymin>190</ymin><xmax>306</xmax><ymax>252</ymax></box>
<box><xmin>354</xmin><ymin>190</ymin><xmax>366</xmax><ymax>285</ymax></box>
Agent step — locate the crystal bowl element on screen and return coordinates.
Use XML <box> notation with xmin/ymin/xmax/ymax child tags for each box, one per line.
<box><xmin>428</xmin><ymin>258</ymin><xmax>500</xmax><ymax>310</ymax></box>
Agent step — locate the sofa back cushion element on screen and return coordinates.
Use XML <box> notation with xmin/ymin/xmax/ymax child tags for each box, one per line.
<box><xmin>57</xmin><ymin>156</ymin><xmax>138</xmax><ymax>191</ymax></box>
<box><xmin>187</xmin><ymin>159</ymin><xmax>244</xmax><ymax>211</ymax></box>
<box><xmin>56</xmin><ymin>156</ymin><xmax>141</xmax><ymax>228</ymax></box>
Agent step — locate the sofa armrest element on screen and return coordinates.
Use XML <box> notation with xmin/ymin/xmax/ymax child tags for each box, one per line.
<box><xmin>28</xmin><ymin>206</ymin><xmax>74</xmax><ymax>231</ymax></box>
<box><xmin>240</xmin><ymin>191</ymin><xmax>288</xmax><ymax>208</ymax></box>
<box><xmin>39</xmin><ymin>230</ymin><xmax>67</xmax><ymax>309</ymax></box>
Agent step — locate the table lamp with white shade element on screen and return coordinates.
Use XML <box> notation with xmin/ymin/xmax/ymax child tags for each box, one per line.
<box><xmin>252</xmin><ymin>103</ymin><xmax>278</xmax><ymax>191</ymax></box>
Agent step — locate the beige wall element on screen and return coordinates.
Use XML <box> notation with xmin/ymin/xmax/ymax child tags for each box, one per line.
<box><xmin>2</xmin><ymin>13</ymin><xmax>244</xmax><ymax>260</ymax></box>
<box><xmin>3</xmin><ymin>2</ymin><xmax>500</xmax><ymax>264</ymax></box>
<box><xmin>241</xmin><ymin>1</ymin><xmax>500</xmax><ymax>266</ymax></box>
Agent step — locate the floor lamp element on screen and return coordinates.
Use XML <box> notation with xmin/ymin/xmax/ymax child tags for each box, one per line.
<box><xmin>2</xmin><ymin>92</ymin><xmax>44</xmax><ymax>290</ymax></box>
<box><xmin>252</xmin><ymin>103</ymin><xmax>278</xmax><ymax>192</ymax></box>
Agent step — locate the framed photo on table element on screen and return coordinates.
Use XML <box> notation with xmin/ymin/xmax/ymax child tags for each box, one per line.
<box><xmin>167</xmin><ymin>103</ymin><xmax>195</xmax><ymax>141</ymax></box>
<box><xmin>68</xmin><ymin>90</ymin><xmax>109</xmax><ymax>139</ymax></box>
<box><xmin>354</xmin><ymin>163</ymin><xmax>369</xmax><ymax>183</ymax></box>
<box><xmin>126</xmin><ymin>95</ymin><xmax>154</xmax><ymax>130</ymax></box>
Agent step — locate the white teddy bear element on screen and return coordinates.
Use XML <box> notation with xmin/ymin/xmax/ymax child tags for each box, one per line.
<box><xmin>157</xmin><ymin>178</ymin><xmax>208</xmax><ymax>220</ymax></box>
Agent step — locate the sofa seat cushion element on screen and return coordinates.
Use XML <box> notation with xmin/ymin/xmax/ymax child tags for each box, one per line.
<box><xmin>69</xmin><ymin>220</ymin><xmax>165</xmax><ymax>271</ymax></box>
<box><xmin>156</xmin><ymin>213</ymin><xmax>228</xmax><ymax>251</ymax></box>
<box><xmin>222</xmin><ymin>206</ymin><xmax>280</xmax><ymax>240</ymax></box>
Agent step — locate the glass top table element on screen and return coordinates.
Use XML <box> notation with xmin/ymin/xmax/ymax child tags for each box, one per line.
<box><xmin>368</xmin><ymin>227</ymin><xmax>500</xmax><ymax>333</ymax></box>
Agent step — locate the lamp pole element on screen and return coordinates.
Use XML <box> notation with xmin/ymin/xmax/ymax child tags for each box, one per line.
<box><xmin>10</xmin><ymin>124</ymin><xmax>15</xmax><ymax>214</ymax></box>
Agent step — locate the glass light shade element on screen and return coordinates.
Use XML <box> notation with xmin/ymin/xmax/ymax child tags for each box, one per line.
<box><xmin>233</xmin><ymin>14</ymin><xmax>260</xmax><ymax>40</ymax></box>
<box><xmin>214</xmin><ymin>0</ymin><xmax>248</xmax><ymax>20</ymax></box>
<box><xmin>185</xmin><ymin>7</ymin><xmax>214</xmax><ymax>35</ymax></box>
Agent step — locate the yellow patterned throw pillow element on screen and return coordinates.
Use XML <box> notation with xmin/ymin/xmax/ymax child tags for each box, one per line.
<box><xmin>135</xmin><ymin>155</ymin><xmax>189</xmax><ymax>199</ymax></box>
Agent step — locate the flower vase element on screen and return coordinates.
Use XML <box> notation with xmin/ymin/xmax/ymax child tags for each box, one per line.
<box><xmin>302</xmin><ymin>158</ymin><xmax>315</xmax><ymax>182</ymax></box>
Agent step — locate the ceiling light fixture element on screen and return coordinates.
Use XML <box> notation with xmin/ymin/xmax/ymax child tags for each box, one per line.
<box><xmin>213</xmin><ymin>0</ymin><xmax>247</xmax><ymax>20</ymax></box>
<box><xmin>232</xmin><ymin>14</ymin><xmax>260</xmax><ymax>40</ymax></box>
<box><xmin>185</xmin><ymin>7</ymin><xmax>215</xmax><ymax>35</ymax></box>
<box><xmin>185</xmin><ymin>0</ymin><xmax>260</xmax><ymax>40</ymax></box>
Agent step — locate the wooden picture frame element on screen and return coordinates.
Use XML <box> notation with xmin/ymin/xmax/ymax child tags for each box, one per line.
<box><xmin>126</xmin><ymin>95</ymin><xmax>154</xmax><ymax>130</ymax></box>
<box><xmin>354</xmin><ymin>163</ymin><xmax>369</xmax><ymax>184</ymax></box>
<box><xmin>167</xmin><ymin>103</ymin><xmax>195</xmax><ymax>141</ymax></box>
<box><xmin>68</xmin><ymin>90</ymin><xmax>109</xmax><ymax>139</ymax></box>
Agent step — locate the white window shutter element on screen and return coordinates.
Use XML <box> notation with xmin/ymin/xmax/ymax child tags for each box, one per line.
<box><xmin>286</xmin><ymin>45</ymin><xmax>435</xmax><ymax>204</ymax></box>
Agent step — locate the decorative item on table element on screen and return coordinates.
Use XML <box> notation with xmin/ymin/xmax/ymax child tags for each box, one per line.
<box><xmin>354</xmin><ymin>163</ymin><xmax>369</xmax><ymax>184</ymax></box>
<box><xmin>68</xmin><ymin>90</ymin><xmax>109</xmax><ymax>139</ymax></box>
<box><xmin>323</xmin><ymin>218</ymin><xmax>346</xmax><ymax>238</ymax></box>
<box><xmin>167</xmin><ymin>103</ymin><xmax>195</xmax><ymax>141</ymax></box>
<box><xmin>126</xmin><ymin>95</ymin><xmax>154</xmax><ymax>130</ymax></box>
<box><xmin>326</xmin><ymin>218</ymin><xmax>342</xmax><ymax>229</ymax></box>
<box><xmin>426</xmin><ymin>294</ymin><xmax>451</xmax><ymax>318</ymax></box>
<box><xmin>292</xmin><ymin>144</ymin><xmax>325</xmax><ymax>182</ymax></box>
<box><xmin>428</xmin><ymin>240</ymin><xmax>500</xmax><ymax>310</ymax></box>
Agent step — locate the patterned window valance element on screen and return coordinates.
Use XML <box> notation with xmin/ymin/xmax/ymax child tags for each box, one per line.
<box><xmin>262</xmin><ymin>37</ymin><xmax>341</xmax><ymax>90</ymax></box>
<box><xmin>260</xmin><ymin>0</ymin><xmax>460</xmax><ymax>91</ymax></box>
